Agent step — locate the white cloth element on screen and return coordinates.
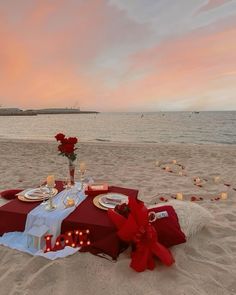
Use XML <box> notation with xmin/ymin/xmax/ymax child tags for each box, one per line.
<box><xmin>0</xmin><ymin>182</ymin><xmax>86</xmax><ymax>260</ymax></box>
<box><xmin>0</xmin><ymin>232</ymin><xmax>79</xmax><ymax>260</ymax></box>
<box><xmin>25</xmin><ymin>182</ymin><xmax>85</xmax><ymax>244</ymax></box>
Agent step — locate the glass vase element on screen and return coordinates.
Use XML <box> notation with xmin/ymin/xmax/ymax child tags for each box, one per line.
<box><xmin>68</xmin><ymin>159</ymin><xmax>76</xmax><ymax>186</ymax></box>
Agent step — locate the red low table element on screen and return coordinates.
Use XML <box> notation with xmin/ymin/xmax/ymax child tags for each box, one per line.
<box><xmin>0</xmin><ymin>183</ymin><xmax>138</xmax><ymax>259</ymax></box>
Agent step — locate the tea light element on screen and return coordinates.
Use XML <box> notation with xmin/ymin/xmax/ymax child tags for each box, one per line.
<box><xmin>176</xmin><ymin>193</ymin><xmax>183</xmax><ymax>200</ymax></box>
<box><xmin>214</xmin><ymin>176</ymin><xmax>220</xmax><ymax>183</ymax></box>
<box><xmin>221</xmin><ymin>192</ymin><xmax>228</xmax><ymax>200</ymax></box>
<box><xmin>65</xmin><ymin>197</ymin><xmax>75</xmax><ymax>207</ymax></box>
<box><xmin>47</xmin><ymin>175</ymin><xmax>55</xmax><ymax>188</ymax></box>
<box><xmin>79</xmin><ymin>162</ymin><xmax>86</xmax><ymax>173</ymax></box>
<box><xmin>155</xmin><ymin>160</ymin><xmax>160</xmax><ymax>167</ymax></box>
<box><xmin>172</xmin><ymin>160</ymin><xmax>177</xmax><ymax>164</ymax></box>
<box><xmin>195</xmin><ymin>177</ymin><xmax>201</xmax><ymax>184</ymax></box>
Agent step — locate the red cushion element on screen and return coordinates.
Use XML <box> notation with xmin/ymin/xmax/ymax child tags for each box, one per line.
<box><xmin>148</xmin><ymin>205</ymin><xmax>186</xmax><ymax>247</ymax></box>
<box><xmin>0</xmin><ymin>189</ymin><xmax>23</xmax><ymax>200</ymax></box>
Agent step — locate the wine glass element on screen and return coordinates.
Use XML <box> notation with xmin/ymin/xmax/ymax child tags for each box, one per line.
<box><xmin>39</xmin><ymin>179</ymin><xmax>48</xmax><ymax>205</ymax></box>
<box><xmin>63</xmin><ymin>178</ymin><xmax>71</xmax><ymax>190</ymax></box>
<box><xmin>79</xmin><ymin>162</ymin><xmax>87</xmax><ymax>191</ymax></box>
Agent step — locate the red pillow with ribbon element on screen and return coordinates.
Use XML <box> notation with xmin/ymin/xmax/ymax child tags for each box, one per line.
<box><xmin>108</xmin><ymin>198</ymin><xmax>175</xmax><ymax>272</ymax></box>
<box><xmin>0</xmin><ymin>189</ymin><xmax>23</xmax><ymax>200</ymax></box>
<box><xmin>148</xmin><ymin>205</ymin><xmax>186</xmax><ymax>248</ymax></box>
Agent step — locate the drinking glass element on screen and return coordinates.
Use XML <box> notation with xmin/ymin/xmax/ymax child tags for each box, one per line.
<box><xmin>39</xmin><ymin>180</ymin><xmax>48</xmax><ymax>205</ymax></box>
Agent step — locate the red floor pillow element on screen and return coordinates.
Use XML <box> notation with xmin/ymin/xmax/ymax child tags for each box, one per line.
<box><xmin>0</xmin><ymin>189</ymin><xmax>23</xmax><ymax>200</ymax></box>
<box><xmin>148</xmin><ymin>205</ymin><xmax>186</xmax><ymax>248</ymax></box>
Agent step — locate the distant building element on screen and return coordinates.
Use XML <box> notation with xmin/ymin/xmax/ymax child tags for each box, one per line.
<box><xmin>0</xmin><ymin>107</ymin><xmax>98</xmax><ymax>116</ymax></box>
<box><xmin>0</xmin><ymin>108</ymin><xmax>22</xmax><ymax>113</ymax></box>
<box><xmin>37</xmin><ymin>108</ymin><xmax>81</xmax><ymax>114</ymax></box>
<box><xmin>0</xmin><ymin>108</ymin><xmax>37</xmax><ymax>116</ymax></box>
<box><xmin>36</xmin><ymin>108</ymin><xmax>98</xmax><ymax>114</ymax></box>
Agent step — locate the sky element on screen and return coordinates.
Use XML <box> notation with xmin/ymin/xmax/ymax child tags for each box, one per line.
<box><xmin>0</xmin><ymin>0</ymin><xmax>236</xmax><ymax>112</ymax></box>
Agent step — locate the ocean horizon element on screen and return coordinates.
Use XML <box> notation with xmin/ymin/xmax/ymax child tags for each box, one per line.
<box><xmin>0</xmin><ymin>111</ymin><xmax>235</xmax><ymax>145</ymax></box>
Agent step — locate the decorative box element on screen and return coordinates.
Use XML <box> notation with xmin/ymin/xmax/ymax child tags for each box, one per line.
<box><xmin>27</xmin><ymin>225</ymin><xmax>49</xmax><ymax>250</ymax></box>
<box><xmin>85</xmin><ymin>183</ymin><xmax>109</xmax><ymax>197</ymax></box>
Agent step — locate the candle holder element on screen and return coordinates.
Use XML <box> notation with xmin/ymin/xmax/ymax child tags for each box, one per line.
<box><xmin>79</xmin><ymin>169</ymin><xmax>86</xmax><ymax>191</ymax></box>
<box><xmin>45</xmin><ymin>185</ymin><xmax>57</xmax><ymax>211</ymax></box>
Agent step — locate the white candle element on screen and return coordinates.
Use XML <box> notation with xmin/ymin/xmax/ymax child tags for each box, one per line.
<box><xmin>221</xmin><ymin>192</ymin><xmax>227</xmax><ymax>200</ymax></box>
<box><xmin>165</xmin><ymin>166</ymin><xmax>171</xmax><ymax>172</ymax></box>
<box><xmin>176</xmin><ymin>193</ymin><xmax>183</xmax><ymax>200</ymax></box>
<box><xmin>79</xmin><ymin>162</ymin><xmax>86</xmax><ymax>173</ymax></box>
<box><xmin>46</xmin><ymin>175</ymin><xmax>55</xmax><ymax>188</ymax></box>
<box><xmin>172</xmin><ymin>160</ymin><xmax>177</xmax><ymax>164</ymax></box>
<box><xmin>179</xmin><ymin>171</ymin><xmax>183</xmax><ymax>176</ymax></box>
<box><xmin>155</xmin><ymin>160</ymin><xmax>160</xmax><ymax>167</ymax></box>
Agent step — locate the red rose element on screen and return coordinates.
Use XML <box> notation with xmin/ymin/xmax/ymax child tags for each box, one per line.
<box><xmin>68</xmin><ymin>137</ymin><xmax>78</xmax><ymax>144</ymax></box>
<box><xmin>63</xmin><ymin>144</ymin><xmax>74</xmax><ymax>154</ymax></box>
<box><xmin>55</xmin><ymin>133</ymin><xmax>65</xmax><ymax>142</ymax></box>
<box><xmin>55</xmin><ymin>133</ymin><xmax>78</xmax><ymax>161</ymax></box>
<box><xmin>61</xmin><ymin>138</ymin><xmax>68</xmax><ymax>144</ymax></box>
<box><xmin>115</xmin><ymin>203</ymin><xmax>130</xmax><ymax>218</ymax></box>
<box><xmin>58</xmin><ymin>144</ymin><xmax>64</xmax><ymax>152</ymax></box>
<box><xmin>191</xmin><ymin>196</ymin><xmax>197</xmax><ymax>202</ymax></box>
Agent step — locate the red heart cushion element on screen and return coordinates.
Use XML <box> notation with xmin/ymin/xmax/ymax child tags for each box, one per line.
<box><xmin>0</xmin><ymin>189</ymin><xmax>23</xmax><ymax>200</ymax></box>
<box><xmin>148</xmin><ymin>205</ymin><xmax>186</xmax><ymax>247</ymax></box>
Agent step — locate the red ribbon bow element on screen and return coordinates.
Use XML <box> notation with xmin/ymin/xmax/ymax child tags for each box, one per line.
<box><xmin>108</xmin><ymin>197</ymin><xmax>175</xmax><ymax>272</ymax></box>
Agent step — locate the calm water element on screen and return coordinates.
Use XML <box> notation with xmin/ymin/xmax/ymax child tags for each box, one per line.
<box><xmin>0</xmin><ymin>112</ymin><xmax>235</xmax><ymax>145</ymax></box>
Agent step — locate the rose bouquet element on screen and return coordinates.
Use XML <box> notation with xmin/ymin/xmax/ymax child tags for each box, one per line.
<box><xmin>55</xmin><ymin>133</ymin><xmax>79</xmax><ymax>185</ymax></box>
<box><xmin>55</xmin><ymin>133</ymin><xmax>78</xmax><ymax>161</ymax></box>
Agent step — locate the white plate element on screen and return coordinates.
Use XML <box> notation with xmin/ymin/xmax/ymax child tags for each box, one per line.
<box><xmin>98</xmin><ymin>193</ymin><xmax>128</xmax><ymax>209</ymax></box>
<box><xmin>24</xmin><ymin>187</ymin><xmax>56</xmax><ymax>200</ymax></box>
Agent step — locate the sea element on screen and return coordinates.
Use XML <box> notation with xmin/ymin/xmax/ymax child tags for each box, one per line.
<box><xmin>0</xmin><ymin>111</ymin><xmax>235</xmax><ymax>145</ymax></box>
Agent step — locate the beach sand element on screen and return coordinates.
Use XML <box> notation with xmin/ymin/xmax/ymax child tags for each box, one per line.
<box><xmin>0</xmin><ymin>139</ymin><xmax>236</xmax><ymax>295</ymax></box>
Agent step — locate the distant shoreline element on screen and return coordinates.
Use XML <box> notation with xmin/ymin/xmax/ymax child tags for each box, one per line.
<box><xmin>0</xmin><ymin>108</ymin><xmax>99</xmax><ymax>116</ymax></box>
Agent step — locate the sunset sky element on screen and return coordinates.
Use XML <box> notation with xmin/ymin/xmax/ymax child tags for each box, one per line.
<box><xmin>0</xmin><ymin>0</ymin><xmax>236</xmax><ymax>111</ymax></box>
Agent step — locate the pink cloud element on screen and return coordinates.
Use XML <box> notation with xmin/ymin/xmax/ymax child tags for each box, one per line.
<box><xmin>106</xmin><ymin>21</ymin><xmax>236</xmax><ymax>109</ymax></box>
<box><xmin>0</xmin><ymin>0</ymin><xmax>149</xmax><ymax>109</ymax></box>
<box><xmin>0</xmin><ymin>0</ymin><xmax>235</xmax><ymax>111</ymax></box>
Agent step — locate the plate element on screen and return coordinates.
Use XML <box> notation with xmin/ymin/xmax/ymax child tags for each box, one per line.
<box><xmin>93</xmin><ymin>195</ymin><xmax>108</xmax><ymax>210</ymax></box>
<box><xmin>24</xmin><ymin>188</ymin><xmax>58</xmax><ymax>200</ymax></box>
<box><xmin>18</xmin><ymin>195</ymin><xmax>46</xmax><ymax>202</ymax></box>
<box><xmin>18</xmin><ymin>188</ymin><xmax>58</xmax><ymax>202</ymax></box>
<box><xmin>94</xmin><ymin>193</ymin><xmax>128</xmax><ymax>210</ymax></box>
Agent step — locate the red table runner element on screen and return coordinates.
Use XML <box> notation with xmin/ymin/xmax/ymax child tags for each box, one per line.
<box><xmin>0</xmin><ymin>182</ymin><xmax>138</xmax><ymax>259</ymax></box>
